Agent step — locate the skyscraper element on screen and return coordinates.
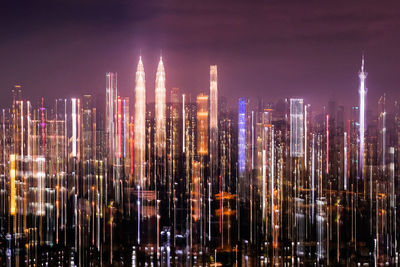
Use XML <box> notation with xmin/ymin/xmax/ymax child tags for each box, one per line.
<box><xmin>290</xmin><ymin>99</ymin><xmax>304</xmax><ymax>158</ymax></box>
<box><xmin>134</xmin><ymin>57</ymin><xmax>146</xmax><ymax>187</ymax></box>
<box><xmin>238</xmin><ymin>98</ymin><xmax>246</xmax><ymax>178</ymax></box>
<box><xmin>210</xmin><ymin>65</ymin><xmax>219</xmax><ymax>192</ymax></box>
<box><xmin>196</xmin><ymin>94</ymin><xmax>208</xmax><ymax>156</ymax></box>
<box><xmin>106</xmin><ymin>72</ymin><xmax>117</xmax><ymax>168</ymax></box>
<box><xmin>358</xmin><ymin>55</ymin><xmax>367</xmax><ymax>180</ymax></box>
<box><xmin>155</xmin><ymin>57</ymin><xmax>167</xmax><ymax>183</ymax></box>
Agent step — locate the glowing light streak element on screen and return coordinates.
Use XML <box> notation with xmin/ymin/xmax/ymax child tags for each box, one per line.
<box><xmin>390</xmin><ymin>147</ymin><xmax>395</xmax><ymax>208</ymax></box>
<box><xmin>271</xmin><ymin>127</ymin><xmax>275</xmax><ymax>234</ymax></box>
<box><xmin>311</xmin><ymin>134</ymin><xmax>315</xmax><ymax>223</ymax></box>
<box><xmin>123</xmin><ymin>99</ymin><xmax>126</xmax><ymax>158</ymax></box>
<box><xmin>117</xmin><ymin>97</ymin><xmax>122</xmax><ymax>159</ymax></box>
<box><xmin>210</xmin><ymin>66</ymin><xmax>219</xmax><ymax>196</ymax></box>
<box><xmin>155</xmin><ymin>57</ymin><xmax>166</xmax><ymax>158</ymax></box>
<box><xmin>106</xmin><ymin>72</ymin><xmax>116</xmax><ymax>163</ymax></box>
<box><xmin>304</xmin><ymin>105</ymin><xmax>307</xmax><ymax>168</ymax></box>
<box><xmin>134</xmin><ymin>57</ymin><xmax>146</xmax><ymax>186</ymax></box>
<box><xmin>251</xmin><ymin>111</ymin><xmax>254</xmax><ymax>169</ymax></box>
<box><xmin>10</xmin><ymin>154</ymin><xmax>16</xmax><ymax>215</ymax></box>
<box><xmin>348</xmin><ymin>120</ymin><xmax>351</xmax><ymax>180</ymax></box>
<box><xmin>197</xmin><ymin>94</ymin><xmax>208</xmax><ymax>156</ymax></box>
<box><xmin>326</xmin><ymin>114</ymin><xmax>329</xmax><ymax>174</ymax></box>
<box><xmin>131</xmin><ymin>117</ymin><xmax>134</xmax><ymax>175</ymax></box>
<box><xmin>20</xmin><ymin>101</ymin><xmax>23</xmax><ymax>157</ymax></box>
<box><xmin>41</xmin><ymin>98</ymin><xmax>46</xmax><ymax>154</ymax></box>
<box><xmin>382</xmin><ymin>110</ymin><xmax>386</xmax><ymax>171</ymax></box>
<box><xmin>137</xmin><ymin>186</ymin><xmax>141</xmax><ymax>244</ymax></box>
<box><xmin>344</xmin><ymin>132</ymin><xmax>348</xmax><ymax>190</ymax></box>
<box><xmin>290</xmin><ymin>99</ymin><xmax>304</xmax><ymax>157</ymax></box>
<box><xmin>36</xmin><ymin>156</ymin><xmax>45</xmax><ymax>216</ymax></box>
<box><xmin>182</xmin><ymin>94</ymin><xmax>185</xmax><ymax>153</ymax></box>
<box><xmin>238</xmin><ymin>98</ymin><xmax>246</xmax><ymax>174</ymax></box>
<box><xmin>262</xmin><ymin>148</ymin><xmax>266</xmax><ymax>221</ymax></box>
<box><xmin>27</xmin><ymin>101</ymin><xmax>31</xmax><ymax>157</ymax></box>
<box><xmin>210</xmin><ymin>65</ymin><xmax>218</xmax><ymax>129</ymax></box>
<box><xmin>72</xmin><ymin>99</ymin><xmax>77</xmax><ymax>157</ymax></box>
<box><xmin>359</xmin><ymin>55</ymin><xmax>367</xmax><ymax>179</ymax></box>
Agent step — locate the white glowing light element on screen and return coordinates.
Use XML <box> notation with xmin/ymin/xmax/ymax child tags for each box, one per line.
<box><xmin>36</xmin><ymin>156</ymin><xmax>46</xmax><ymax>216</ymax></box>
<box><xmin>72</xmin><ymin>98</ymin><xmax>77</xmax><ymax>157</ymax></box>
<box><xmin>182</xmin><ymin>94</ymin><xmax>185</xmax><ymax>153</ymax></box>
<box><xmin>290</xmin><ymin>99</ymin><xmax>304</xmax><ymax>157</ymax></box>
<box><xmin>155</xmin><ymin>57</ymin><xmax>166</xmax><ymax>158</ymax></box>
<box><xmin>210</xmin><ymin>65</ymin><xmax>218</xmax><ymax>129</ymax></box>
<box><xmin>134</xmin><ymin>57</ymin><xmax>146</xmax><ymax>187</ymax></box>
<box><xmin>359</xmin><ymin>55</ymin><xmax>367</xmax><ymax>179</ymax></box>
<box><xmin>209</xmin><ymin>65</ymin><xmax>218</xmax><ymax>199</ymax></box>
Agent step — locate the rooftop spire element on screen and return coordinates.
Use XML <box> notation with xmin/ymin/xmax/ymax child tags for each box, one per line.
<box><xmin>361</xmin><ymin>53</ymin><xmax>365</xmax><ymax>72</ymax></box>
<box><xmin>157</xmin><ymin>56</ymin><xmax>165</xmax><ymax>75</ymax></box>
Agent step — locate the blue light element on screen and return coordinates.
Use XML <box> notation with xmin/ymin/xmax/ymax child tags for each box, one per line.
<box><xmin>238</xmin><ymin>98</ymin><xmax>246</xmax><ymax>175</ymax></box>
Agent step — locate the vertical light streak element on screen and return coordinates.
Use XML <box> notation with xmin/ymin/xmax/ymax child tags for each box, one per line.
<box><xmin>123</xmin><ymin>99</ymin><xmax>126</xmax><ymax>158</ymax></box>
<box><xmin>210</xmin><ymin>66</ymin><xmax>218</xmax><ymax>146</ymax></box>
<box><xmin>382</xmin><ymin>110</ymin><xmax>386</xmax><ymax>171</ymax></box>
<box><xmin>10</xmin><ymin>154</ymin><xmax>16</xmax><ymax>215</ymax></box>
<box><xmin>134</xmin><ymin>57</ymin><xmax>146</xmax><ymax>186</ymax></box>
<box><xmin>326</xmin><ymin>114</ymin><xmax>329</xmax><ymax>174</ymax></box>
<box><xmin>182</xmin><ymin>94</ymin><xmax>185</xmax><ymax>153</ymax></box>
<box><xmin>208</xmin><ymin>182</ymin><xmax>211</xmax><ymax>242</ymax></box>
<box><xmin>304</xmin><ymin>105</ymin><xmax>307</xmax><ymax>169</ymax></box>
<box><xmin>389</xmin><ymin>147</ymin><xmax>395</xmax><ymax>208</ymax></box>
<box><xmin>72</xmin><ymin>99</ymin><xmax>77</xmax><ymax>157</ymax></box>
<box><xmin>27</xmin><ymin>101</ymin><xmax>31</xmax><ymax>157</ymax></box>
<box><xmin>311</xmin><ymin>134</ymin><xmax>315</xmax><ymax>223</ymax></box>
<box><xmin>41</xmin><ymin>98</ymin><xmax>46</xmax><ymax>155</ymax></box>
<box><xmin>36</xmin><ymin>156</ymin><xmax>45</xmax><ymax>216</ymax></box>
<box><xmin>117</xmin><ymin>97</ymin><xmax>122</xmax><ymax>159</ymax></box>
<box><xmin>137</xmin><ymin>186</ymin><xmax>140</xmax><ymax>245</ymax></box>
<box><xmin>344</xmin><ymin>132</ymin><xmax>348</xmax><ymax>190</ymax></box>
<box><xmin>106</xmin><ymin>72</ymin><xmax>116</xmax><ymax>163</ymax></box>
<box><xmin>210</xmin><ymin>65</ymin><xmax>218</xmax><ymax>129</ymax></box>
<box><xmin>20</xmin><ymin>101</ymin><xmax>23</xmax><ymax>157</ymax></box>
<box><xmin>290</xmin><ymin>99</ymin><xmax>304</xmax><ymax>157</ymax></box>
<box><xmin>359</xmin><ymin>55</ymin><xmax>367</xmax><ymax>179</ymax></box>
<box><xmin>348</xmin><ymin>120</ymin><xmax>351</xmax><ymax>180</ymax></box>
<box><xmin>196</xmin><ymin>94</ymin><xmax>209</xmax><ymax>156</ymax></box>
<box><xmin>210</xmin><ymin>65</ymin><xmax>218</xmax><ymax>196</ymax></box>
<box><xmin>251</xmin><ymin>111</ymin><xmax>254</xmax><ymax>169</ymax></box>
<box><xmin>238</xmin><ymin>98</ymin><xmax>246</xmax><ymax>174</ymax></box>
<box><xmin>131</xmin><ymin>117</ymin><xmax>134</xmax><ymax>175</ymax></box>
<box><xmin>77</xmin><ymin>99</ymin><xmax>81</xmax><ymax>159</ymax></box>
<box><xmin>262</xmin><ymin>149</ymin><xmax>266</xmax><ymax>222</ymax></box>
<box><xmin>155</xmin><ymin>57</ymin><xmax>166</xmax><ymax>158</ymax></box>
<box><xmin>271</xmin><ymin>128</ymin><xmax>275</xmax><ymax>237</ymax></box>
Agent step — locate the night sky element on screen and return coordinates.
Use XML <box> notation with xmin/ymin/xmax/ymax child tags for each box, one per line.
<box><xmin>1</xmin><ymin>0</ymin><xmax>400</xmax><ymax>112</ymax></box>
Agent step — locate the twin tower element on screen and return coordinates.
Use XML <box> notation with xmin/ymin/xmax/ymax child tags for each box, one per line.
<box><xmin>132</xmin><ymin>57</ymin><xmax>219</xmax><ymax>190</ymax></box>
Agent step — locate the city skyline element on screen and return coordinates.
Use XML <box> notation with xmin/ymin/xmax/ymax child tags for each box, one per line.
<box><xmin>1</xmin><ymin>52</ymin><xmax>400</xmax><ymax>265</ymax></box>
<box><xmin>1</xmin><ymin>0</ymin><xmax>400</xmax><ymax>109</ymax></box>
<box><xmin>2</xmin><ymin>1</ymin><xmax>400</xmax><ymax>266</ymax></box>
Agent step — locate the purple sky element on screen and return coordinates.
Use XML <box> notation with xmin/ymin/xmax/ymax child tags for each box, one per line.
<box><xmin>1</xmin><ymin>0</ymin><xmax>400</xmax><ymax>111</ymax></box>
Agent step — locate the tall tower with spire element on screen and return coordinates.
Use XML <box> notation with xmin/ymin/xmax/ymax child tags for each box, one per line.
<box><xmin>359</xmin><ymin>55</ymin><xmax>367</xmax><ymax>180</ymax></box>
<box><xmin>134</xmin><ymin>57</ymin><xmax>146</xmax><ymax>187</ymax></box>
<box><xmin>155</xmin><ymin>57</ymin><xmax>167</xmax><ymax>185</ymax></box>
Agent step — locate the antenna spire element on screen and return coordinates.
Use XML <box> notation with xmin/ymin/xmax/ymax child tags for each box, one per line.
<box><xmin>361</xmin><ymin>52</ymin><xmax>365</xmax><ymax>72</ymax></box>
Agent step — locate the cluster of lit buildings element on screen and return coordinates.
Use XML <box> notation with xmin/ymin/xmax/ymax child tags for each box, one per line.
<box><xmin>1</xmin><ymin>56</ymin><xmax>400</xmax><ymax>266</ymax></box>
